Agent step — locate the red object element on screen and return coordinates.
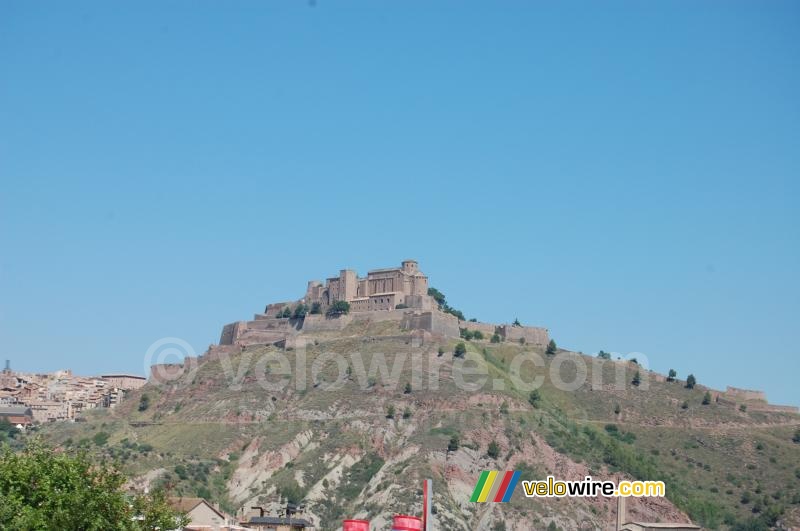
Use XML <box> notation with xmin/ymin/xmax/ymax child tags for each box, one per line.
<box><xmin>343</xmin><ymin>519</ymin><xmax>370</xmax><ymax>531</ymax></box>
<box><xmin>392</xmin><ymin>515</ymin><xmax>423</xmax><ymax>531</ymax></box>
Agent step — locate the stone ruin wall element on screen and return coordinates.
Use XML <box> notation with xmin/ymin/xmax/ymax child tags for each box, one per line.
<box><xmin>724</xmin><ymin>386</ymin><xmax>767</xmax><ymax>402</ymax></box>
<box><xmin>459</xmin><ymin>320</ymin><xmax>550</xmax><ymax>347</ymax></box>
<box><xmin>400</xmin><ymin>310</ymin><xmax>460</xmax><ymax>338</ymax></box>
<box><xmin>149</xmin><ymin>356</ymin><xmax>198</xmax><ymax>384</ymax></box>
<box><xmin>499</xmin><ymin>324</ymin><xmax>550</xmax><ymax>347</ymax></box>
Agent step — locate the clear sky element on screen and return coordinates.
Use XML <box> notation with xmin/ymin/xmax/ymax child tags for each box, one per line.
<box><xmin>1</xmin><ymin>1</ymin><xmax>798</xmax><ymax>405</ymax></box>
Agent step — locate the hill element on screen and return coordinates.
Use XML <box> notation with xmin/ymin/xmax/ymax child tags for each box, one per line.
<box><xmin>39</xmin><ymin>317</ymin><xmax>800</xmax><ymax>530</ymax></box>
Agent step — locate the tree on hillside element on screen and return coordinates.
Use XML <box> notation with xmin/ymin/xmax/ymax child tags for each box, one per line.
<box><xmin>326</xmin><ymin>300</ymin><xmax>350</xmax><ymax>316</ymax></box>
<box><xmin>454</xmin><ymin>342</ymin><xmax>467</xmax><ymax>358</ymax></box>
<box><xmin>386</xmin><ymin>405</ymin><xmax>395</xmax><ymax>419</ymax></box>
<box><xmin>0</xmin><ymin>440</ymin><xmax>187</xmax><ymax>530</ymax></box>
<box><xmin>686</xmin><ymin>374</ymin><xmax>697</xmax><ymax>389</ymax></box>
<box><xmin>702</xmin><ymin>391</ymin><xmax>712</xmax><ymax>405</ymax></box>
<box><xmin>487</xmin><ymin>440</ymin><xmax>500</xmax><ymax>459</ymax></box>
<box><xmin>597</xmin><ymin>350</ymin><xmax>611</xmax><ymax>360</ymax></box>
<box><xmin>667</xmin><ymin>369</ymin><xmax>677</xmax><ymax>382</ymax></box>
<box><xmin>280</xmin><ymin>307</ymin><xmax>292</xmax><ymax>318</ymax></box>
<box><xmin>292</xmin><ymin>304</ymin><xmax>308</xmax><ymax>319</ymax></box>
<box><xmin>472</xmin><ymin>330</ymin><xmax>484</xmax><ymax>340</ymax></box>
<box><xmin>632</xmin><ymin>370</ymin><xmax>641</xmax><ymax>387</ymax></box>
<box><xmin>309</xmin><ymin>302</ymin><xmax>322</xmax><ymax>315</ymax></box>
<box><xmin>513</xmin><ymin>318</ymin><xmax>522</xmax><ymax>327</ymax></box>
<box><xmin>138</xmin><ymin>393</ymin><xmax>150</xmax><ymax>412</ymax></box>
<box><xmin>427</xmin><ymin>287</ymin><xmax>446</xmax><ymax>307</ymax></box>
<box><xmin>404</xmin><ymin>382</ymin><xmax>412</xmax><ymax>394</ymax></box>
<box><xmin>528</xmin><ymin>390</ymin><xmax>541</xmax><ymax>408</ymax></box>
<box><xmin>546</xmin><ymin>339</ymin><xmax>557</xmax><ymax>356</ymax></box>
<box><xmin>490</xmin><ymin>333</ymin><xmax>501</xmax><ymax>343</ymax></box>
<box><xmin>0</xmin><ymin>419</ymin><xmax>18</xmax><ymax>442</ymax></box>
<box><xmin>447</xmin><ymin>435</ymin><xmax>460</xmax><ymax>452</ymax></box>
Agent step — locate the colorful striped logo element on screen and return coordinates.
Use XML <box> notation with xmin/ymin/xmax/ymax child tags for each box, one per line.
<box><xmin>470</xmin><ymin>470</ymin><xmax>521</xmax><ymax>503</ymax></box>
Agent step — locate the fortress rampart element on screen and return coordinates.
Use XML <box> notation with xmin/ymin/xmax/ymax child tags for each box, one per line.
<box><xmin>724</xmin><ymin>386</ymin><xmax>767</xmax><ymax>402</ymax></box>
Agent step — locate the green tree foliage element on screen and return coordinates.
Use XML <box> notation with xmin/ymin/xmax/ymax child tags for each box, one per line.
<box><xmin>597</xmin><ymin>350</ymin><xmax>611</xmax><ymax>360</ymax></box>
<box><xmin>437</xmin><ymin>346</ymin><xmax>445</xmax><ymax>357</ymax></box>
<box><xmin>632</xmin><ymin>370</ymin><xmax>641</xmax><ymax>387</ymax></box>
<box><xmin>528</xmin><ymin>390</ymin><xmax>541</xmax><ymax>408</ymax></box>
<box><xmin>702</xmin><ymin>391</ymin><xmax>712</xmax><ymax>405</ymax></box>
<box><xmin>0</xmin><ymin>440</ymin><xmax>187</xmax><ymax>530</ymax></box>
<box><xmin>447</xmin><ymin>435</ymin><xmax>460</xmax><ymax>452</ymax></box>
<box><xmin>0</xmin><ymin>419</ymin><xmax>18</xmax><ymax>442</ymax></box>
<box><xmin>487</xmin><ymin>440</ymin><xmax>500</xmax><ymax>459</ymax></box>
<box><xmin>138</xmin><ymin>393</ymin><xmax>150</xmax><ymax>412</ymax></box>
<box><xmin>472</xmin><ymin>330</ymin><xmax>484</xmax><ymax>340</ymax></box>
<box><xmin>427</xmin><ymin>287</ymin><xmax>446</xmax><ymax>307</ymax></box>
<box><xmin>490</xmin><ymin>333</ymin><xmax>501</xmax><ymax>344</ymax></box>
<box><xmin>309</xmin><ymin>302</ymin><xmax>322</xmax><ymax>314</ymax></box>
<box><xmin>427</xmin><ymin>287</ymin><xmax>466</xmax><ymax>320</ymax></box>
<box><xmin>686</xmin><ymin>374</ymin><xmax>697</xmax><ymax>389</ymax></box>
<box><xmin>614</xmin><ymin>403</ymin><xmax>621</xmax><ymax>415</ymax></box>
<box><xmin>403</xmin><ymin>407</ymin><xmax>412</xmax><ymax>419</ymax></box>
<box><xmin>92</xmin><ymin>431</ymin><xmax>110</xmax><ymax>446</ymax></box>
<box><xmin>386</xmin><ymin>405</ymin><xmax>395</xmax><ymax>419</ymax></box>
<box><xmin>292</xmin><ymin>304</ymin><xmax>308</xmax><ymax>319</ymax></box>
<box><xmin>404</xmin><ymin>382</ymin><xmax>412</xmax><ymax>394</ymax></box>
<box><xmin>326</xmin><ymin>300</ymin><xmax>350</xmax><ymax>316</ymax></box>
<box><xmin>454</xmin><ymin>342</ymin><xmax>467</xmax><ymax>358</ymax></box>
<box><xmin>512</xmin><ymin>318</ymin><xmax>521</xmax><ymax>327</ymax></box>
<box><xmin>546</xmin><ymin>339</ymin><xmax>557</xmax><ymax>356</ymax></box>
<box><xmin>681</xmin><ymin>400</ymin><xmax>689</xmax><ymax>410</ymax></box>
<box><xmin>667</xmin><ymin>369</ymin><xmax>677</xmax><ymax>382</ymax></box>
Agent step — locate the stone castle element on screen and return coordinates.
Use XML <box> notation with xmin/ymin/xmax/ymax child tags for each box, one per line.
<box><xmin>302</xmin><ymin>259</ymin><xmax>432</xmax><ymax>313</ymax></box>
<box><xmin>214</xmin><ymin>259</ymin><xmax>549</xmax><ymax>351</ymax></box>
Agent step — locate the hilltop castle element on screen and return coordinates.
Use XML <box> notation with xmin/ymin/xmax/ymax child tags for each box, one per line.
<box><xmin>211</xmin><ymin>259</ymin><xmax>548</xmax><ymax>352</ymax></box>
<box><xmin>278</xmin><ymin>259</ymin><xmax>433</xmax><ymax>315</ymax></box>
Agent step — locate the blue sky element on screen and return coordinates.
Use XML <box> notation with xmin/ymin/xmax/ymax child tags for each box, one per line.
<box><xmin>1</xmin><ymin>1</ymin><xmax>798</xmax><ymax>405</ymax></box>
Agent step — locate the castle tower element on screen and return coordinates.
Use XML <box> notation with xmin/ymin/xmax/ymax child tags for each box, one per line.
<box><xmin>402</xmin><ymin>260</ymin><xmax>419</xmax><ymax>274</ymax></box>
<box><xmin>340</xmin><ymin>269</ymin><xmax>357</xmax><ymax>302</ymax></box>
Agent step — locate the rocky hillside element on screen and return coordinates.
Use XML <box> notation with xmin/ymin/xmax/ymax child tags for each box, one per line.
<box><xmin>40</xmin><ymin>319</ymin><xmax>800</xmax><ymax>530</ymax></box>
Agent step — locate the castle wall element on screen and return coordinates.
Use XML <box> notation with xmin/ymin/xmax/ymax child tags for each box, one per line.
<box><xmin>748</xmin><ymin>404</ymin><xmax>799</xmax><ymax>413</ymax></box>
<box><xmin>301</xmin><ymin>313</ymin><xmax>354</xmax><ymax>332</ymax></box>
<box><xmin>724</xmin><ymin>386</ymin><xmax>767</xmax><ymax>402</ymax></box>
<box><xmin>459</xmin><ymin>321</ymin><xmax>498</xmax><ymax>336</ymax></box>
<box><xmin>220</xmin><ymin>321</ymin><xmax>248</xmax><ymax>345</ymax></box>
<box><xmin>497</xmin><ymin>325</ymin><xmax>550</xmax><ymax>346</ymax></box>
<box><xmin>400</xmin><ymin>310</ymin><xmax>460</xmax><ymax>338</ymax></box>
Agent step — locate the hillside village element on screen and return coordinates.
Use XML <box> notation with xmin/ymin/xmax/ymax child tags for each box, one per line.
<box><xmin>0</xmin><ymin>360</ymin><xmax>145</xmax><ymax>427</ymax></box>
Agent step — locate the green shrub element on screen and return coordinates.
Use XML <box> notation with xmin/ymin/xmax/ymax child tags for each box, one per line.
<box><xmin>454</xmin><ymin>342</ymin><xmax>467</xmax><ymax>358</ymax></box>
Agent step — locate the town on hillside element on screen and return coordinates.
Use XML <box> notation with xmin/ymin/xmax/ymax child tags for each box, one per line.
<box><xmin>0</xmin><ymin>360</ymin><xmax>146</xmax><ymax>428</ymax></box>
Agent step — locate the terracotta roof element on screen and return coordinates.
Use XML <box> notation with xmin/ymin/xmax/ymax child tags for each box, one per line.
<box><xmin>168</xmin><ymin>497</ymin><xmax>227</xmax><ymax>520</ymax></box>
